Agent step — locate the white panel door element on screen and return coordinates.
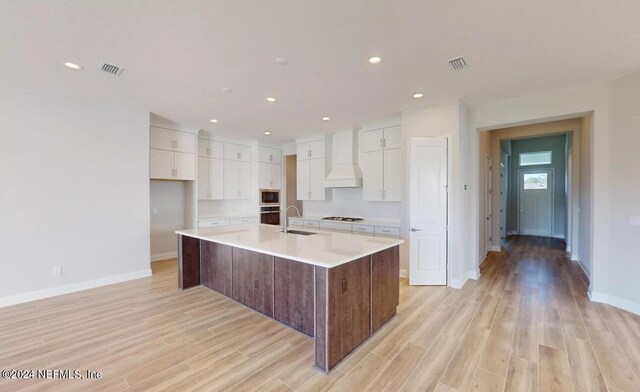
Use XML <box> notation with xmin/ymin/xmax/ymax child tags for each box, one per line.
<box><xmin>150</xmin><ymin>149</ymin><xmax>174</xmax><ymax>179</ymax></box>
<box><xmin>174</xmin><ymin>152</ymin><xmax>195</xmax><ymax>180</ymax></box>
<box><xmin>270</xmin><ymin>163</ymin><xmax>281</xmax><ymax>189</ymax></box>
<box><xmin>383</xmin><ymin>126</ymin><xmax>401</xmax><ymax>149</ymax></box>
<box><xmin>309</xmin><ymin>140</ymin><xmax>325</xmax><ymax>159</ymax></box>
<box><xmin>173</xmin><ymin>131</ymin><xmax>196</xmax><ymax>154</ymax></box>
<box><xmin>198</xmin><ymin>157</ymin><xmax>210</xmax><ymax>199</ymax></box>
<box><xmin>383</xmin><ymin>148</ymin><xmax>402</xmax><ymax>201</ymax></box>
<box><xmin>519</xmin><ymin>169</ymin><xmax>553</xmax><ymax>236</ymax></box>
<box><xmin>297</xmin><ymin>159</ymin><xmax>310</xmax><ymax>200</ymax></box>
<box><xmin>223</xmin><ymin>160</ymin><xmax>238</xmax><ymax>199</ymax></box>
<box><xmin>296</xmin><ymin>143</ymin><xmax>309</xmax><ymax>160</ymax></box>
<box><xmin>150</xmin><ymin>128</ymin><xmax>173</xmax><ymax>151</ymax></box>
<box><xmin>361</xmin><ymin>129</ymin><xmax>384</xmax><ymax>153</ymax></box>
<box><xmin>409</xmin><ymin>136</ymin><xmax>448</xmax><ymax>286</ymax></box>
<box><xmin>259</xmin><ymin>162</ymin><xmax>270</xmax><ymax>189</ymax></box>
<box><xmin>237</xmin><ymin>161</ymin><xmax>252</xmax><ymax>199</ymax></box>
<box><xmin>361</xmin><ymin>151</ymin><xmax>383</xmax><ymax>201</ymax></box>
<box><xmin>309</xmin><ymin>158</ymin><xmax>326</xmax><ymax>200</ymax></box>
<box><xmin>210</xmin><ymin>158</ymin><xmax>224</xmax><ymax>199</ymax></box>
<box><xmin>500</xmin><ymin>163</ymin><xmax>508</xmax><ymax>238</ymax></box>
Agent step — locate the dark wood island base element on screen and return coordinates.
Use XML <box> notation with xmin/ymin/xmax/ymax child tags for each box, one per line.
<box><xmin>178</xmin><ymin>234</ymin><xmax>399</xmax><ymax>372</ymax></box>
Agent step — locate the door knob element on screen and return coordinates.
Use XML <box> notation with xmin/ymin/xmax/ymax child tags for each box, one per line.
<box><xmin>410</xmin><ymin>228</ymin><xmax>422</xmax><ymax>232</ymax></box>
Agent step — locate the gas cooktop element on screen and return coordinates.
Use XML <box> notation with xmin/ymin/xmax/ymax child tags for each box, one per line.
<box><xmin>322</xmin><ymin>216</ymin><xmax>364</xmax><ymax>222</ymax></box>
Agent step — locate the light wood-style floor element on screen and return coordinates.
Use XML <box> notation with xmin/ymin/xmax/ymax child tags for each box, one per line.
<box><xmin>2</xmin><ymin>236</ymin><xmax>640</xmax><ymax>392</ymax></box>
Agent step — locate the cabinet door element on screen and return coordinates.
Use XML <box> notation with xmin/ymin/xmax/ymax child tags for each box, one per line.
<box><xmin>198</xmin><ymin>139</ymin><xmax>210</xmax><ymax>157</ymax></box>
<box><xmin>198</xmin><ymin>157</ymin><xmax>210</xmax><ymax>199</ymax></box>
<box><xmin>237</xmin><ymin>145</ymin><xmax>252</xmax><ymax>162</ymax></box>
<box><xmin>361</xmin><ymin>151</ymin><xmax>384</xmax><ymax>201</ymax></box>
<box><xmin>274</xmin><ymin>258</ymin><xmax>314</xmax><ymax>336</ymax></box>
<box><xmin>259</xmin><ymin>146</ymin><xmax>270</xmax><ymax>163</ymax></box>
<box><xmin>232</xmin><ymin>248</ymin><xmax>274</xmax><ymax>317</ymax></box>
<box><xmin>174</xmin><ymin>152</ymin><xmax>196</xmax><ymax>180</ymax></box>
<box><xmin>201</xmin><ymin>242</ymin><xmax>232</xmax><ymax>297</ymax></box>
<box><xmin>223</xmin><ymin>160</ymin><xmax>238</xmax><ymax>199</ymax></box>
<box><xmin>270</xmin><ymin>148</ymin><xmax>282</xmax><ymax>164</ymax></box>
<box><xmin>309</xmin><ymin>158</ymin><xmax>326</xmax><ymax>200</ymax></box>
<box><xmin>210</xmin><ymin>158</ymin><xmax>224</xmax><ymax>200</ymax></box>
<box><xmin>259</xmin><ymin>162</ymin><xmax>270</xmax><ymax>189</ymax></box>
<box><xmin>296</xmin><ymin>142</ymin><xmax>309</xmax><ymax>160</ymax></box>
<box><xmin>237</xmin><ymin>161</ymin><xmax>252</xmax><ymax>199</ymax></box>
<box><xmin>297</xmin><ymin>159</ymin><xmax>310</xmax><ymax>200</ymax></box>
<box><xmin>361</xmin><ymin>129</ymin><xmax>384</xmax><ymax>153</ymax></box>
<box><xmin>309</xmin><ymin>140</ymin><xmax>325</xmax><ymax>159</ymax></box>
<box><xmin>150</xmin><ymin>149</ymin><xmax>174</xmax><ymax>179</ymax></box>
<box><xmin>383</xmin><ymin>149</ymin><xmax>401</xmax><ymax>201</ymax></box>
<box><xmin>383</xmin><ymin>126</ymin><xmax>401</xmax><ymax>150</ymax></box>
<box><xmin>150</xmin><ymin>127</ymin><xmax>174</xmax><ymax>151</ymax></box>
<box><xmin>223</xmin><ymin>143</ymin><xmax>238</xmax><ymax>160</ymax></box>
<box><xmin>270</xmin><ymin>163</ymin><xmax>281</xmax><ymax>189</ymax></box>
<box><xmin>174</xmin><ymin>131</ymin><xmax>196</xmax><ymax>154</ymax></box>
<box><xmin>210</xmin><ymin>140</ymin><xmax>224</xmax><ymax>159</ymax></box>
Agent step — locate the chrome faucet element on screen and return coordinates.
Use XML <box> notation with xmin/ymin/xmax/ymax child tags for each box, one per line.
<box><xmin>282</xmin><ymin>205</ymin><xmax>301</xmax><ymax>234</ymax></box>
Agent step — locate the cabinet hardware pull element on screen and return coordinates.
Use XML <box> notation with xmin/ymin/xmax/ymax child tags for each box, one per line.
<box><xmin>411</xmin><ymin>228</ymin><xmax>422</xmax><ymax>232</ymax></box>
<box><xmin>237</xmin><ymin>152</ymin><xmax>240</xmax><ymax>160</ymax></box>
<box><xmin>380</xmin><ymin>139</ymin><xmax>383</xmax><ymax>148</ymax></box>
<box><xmin>254</xmin><ymin>279</ymin><xmax>260</xmax><ymax>290</ymax></box>
<box><xmin>341</xmin><ymin>278</ymin><xmax>348</xmax><ymax>293</ymax></box>
<box><xmin>269</xmin><ymin>154</ymin><xmax>272</xmax><ymax>161</ymax></box>
<box><xmin>383</xmin><ymin>138</ymin><xmax>386</xmax><ymax>148</ymax></box>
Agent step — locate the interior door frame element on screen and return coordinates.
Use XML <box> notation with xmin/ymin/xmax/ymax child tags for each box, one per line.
<box><xmin>517</xmin><ymin>167</ymin><xmax>555</xmax><ymax>236</ymax></box>
<box><xmin>485</xmin><ymin>155</ymin><xmax>492</xmax><ymax>252</ymax></box>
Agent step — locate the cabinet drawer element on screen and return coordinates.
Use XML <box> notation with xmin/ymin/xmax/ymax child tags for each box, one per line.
<box><xmin>229</xmin><ymin>217</ymin><xmax>257</xmax><ymax>225</ymax></box>
<box><xmin>198</xmin><ymin>219</ymin><xmax>230</xmax><ymax>228</ymax></box>
<box><xmin>289</xmin><ymin>218</ymin><xmax>303</xmax><ymax>227</ymax></box>
<box><xmin>319</xmin><ymin>221</ymin><xmax>352</xmax><ymax>232</ymax></box>
<box><xmin>375</xmin><ymin>226</ymin><xmax>400</xmax><ymax>237</ymax></box>
<box><xmin>352</xmin><ymin>224</ymin><xmax>375</xmax><ymax>234</ymax></box>
<box><xmin>303</xmin><ymin>220</ymin><xmax>320</xmax><ymax>228</ymax></box>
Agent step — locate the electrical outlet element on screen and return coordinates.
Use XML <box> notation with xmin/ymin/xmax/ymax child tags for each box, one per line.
<box><xmin>152</xmin><ymin>208</ymin><xmax>158</xmax><ymax>215</ymax></box>
<box><xmin>53</xmin><ymin>266</ymin><xmax>62</xmax><ymax>276</ymax></box>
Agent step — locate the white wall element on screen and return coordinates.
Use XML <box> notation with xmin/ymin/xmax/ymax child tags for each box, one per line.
<box><xmin>0</xmin><ymin>92</ymin><xmax>151</xmax><ymax>306</ymax></box>
<box><xmin>150</xmin><ymin>180</ymin><xmax>186</xmax><ymax>260</ymax></box>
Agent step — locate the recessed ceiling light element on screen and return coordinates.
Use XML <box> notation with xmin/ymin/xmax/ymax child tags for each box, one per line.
<box><xmin>210</xmin><ymin>119</ymin><xmax>218</xmax><ymax>123</ymax></box>
<box><xmin>275</xmin><ymin>58</ymin><xmax>288</xmax><ymax>65</ymax></box>
<box><xmin>368</xmin><ymin>56</ymin><xmax>382</xmax><ymax>64</ymax></box>
<box><xmin>266</xmin><ymin>97</ymin><xmax>276</xmax><ymax>102</ymax></box>
<box><xmin>264</xmin><ymin>131</ymin><xmax>271</xmax><ymax>135</ymax></box>
<box><xmin>322</xmin><ymin>116</ymin><xmax>331</xmax><ymax>121</ymax></box>
<box><xmin>64</xmin><ymin>62</ymin><xmax>83</xmax><ymax>70</ymax></box>
<box><xmin>413</xmin><ymin>93</ymin><xmax>424</xmax><ymax>98</ymax></box>
<box><xmin>221</xmin><ymin>87</ymin><xmax>232</xmax><ymax>93</ymax></box>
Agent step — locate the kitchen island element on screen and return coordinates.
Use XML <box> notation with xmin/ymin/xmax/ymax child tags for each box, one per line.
<box><xmin>175</xmin><ymin>223</ymin><xmax>403</xmax><ymax>372</ymax></box>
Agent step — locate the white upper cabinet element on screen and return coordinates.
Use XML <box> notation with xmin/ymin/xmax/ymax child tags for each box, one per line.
<box><xmin>198</xmin><ymin>138</ymin><xmax>223</xmax><ymax>158</ymax></box>
<box><xmin>309</xmin><ymin>158</ymin><xmax>326</xmax><ymax>200</ymax></box>
<box><xmin>296</xmin><ymin>159</ymin><xmax>310</xmax><ymax>200</ymax></box>
<box><xmin>223</xmin><ymin>160</ymin><xmax>251</xmax><ymax>200</ymax></box>
<box><xmin>224</xmin><ymin>143</ymin><xmax>251</xmax><ymax>162</ymax></box>
<box><xmin>297</xmin><ymin>140</ymin><xmax>325</xmax><ymax>160</ymax></box>
<box><xmin>259</xmin><ymin>146</ymin><xmax>282</xmax><ymax>164</ymax></box>
<box><xmin>149</xmin><ymin>127</ymin><xmax>196</xmax><ymax>180</ymax></box>
<box><xmin>360</xmin><ymin>125</ymin><xmax>401</xmax><ymax>201</ymax></box>
<box><xmin>198</xmin><ymin>157</ymin><xmax>224</xmax><ymax>200</ymax></box>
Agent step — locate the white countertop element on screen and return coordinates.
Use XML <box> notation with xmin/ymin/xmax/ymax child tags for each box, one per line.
<box><xmin>176</xmin><ymin>224</ymin><xmax>403</xmax><ymax>268</ymax></box>
<box><xmin>289</xmin><ymin>216</ymin><xmax>401</xmax><ymax>228</ymax></box>
<box><xmin>199</xmin><ymin>214</ymin><xmax>257</xmax><ymax>221</ymax></box>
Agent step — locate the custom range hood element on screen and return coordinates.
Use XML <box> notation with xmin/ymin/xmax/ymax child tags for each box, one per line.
<box><xmin>324</xmin><ymin>127</ymin><xmax>363</xmax><ymax>188</ymax></box>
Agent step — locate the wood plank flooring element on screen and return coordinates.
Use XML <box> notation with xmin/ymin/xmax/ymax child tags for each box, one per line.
<box><xmin>1</xmin><ymin>235</ymin><xmax>639</xmax><ymax>391</ymax></box>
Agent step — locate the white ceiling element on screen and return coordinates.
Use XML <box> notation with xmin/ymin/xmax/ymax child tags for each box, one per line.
<box><xmin>2</xmin><ymin>0</ymin><xmax>640</xmax><ymax>143</ymax></box>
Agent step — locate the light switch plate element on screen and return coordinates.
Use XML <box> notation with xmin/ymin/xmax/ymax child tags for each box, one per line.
<box><xmin>629</xmin><ymin>216</ymin><xmax>640</xmax><ymax>227</ymax></box>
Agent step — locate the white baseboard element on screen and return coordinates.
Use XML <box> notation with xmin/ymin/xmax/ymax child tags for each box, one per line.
<box><xmin>151</xmin><ymin>251</ymin><xmax>177</xmax><ymax>262</ymax></box>
<box><xmin>589</xmin><ymin>291</ymin><xmax>640</xmax><ymax>316</ymax></box>
<box><xmin>0</xmin><ymin>269</ymin><xmax>153</xmax><ymax>308</ymax></box>
<box><xmin>399</xmin><ymin>269</ymin><xmax>408</xmax><ymax>278</ymax></box>
<box><xmin>490</xmin><ymin>245</ymin><xmax>502</xmax><ymax>252</ymax></box>
<box><xmin>552</xmin><ymin>233</ymin><xmax>566</xmax><ymax>239</ymax></box>
<box><xmin>449</xmin><ymin>270</ymin><xmax>477</xmax><ymax>289</ymax></box>
<box><xmin>479</xmin><ymin>253</ymin><xmax>488</xmax><ymax>267</ymax></box>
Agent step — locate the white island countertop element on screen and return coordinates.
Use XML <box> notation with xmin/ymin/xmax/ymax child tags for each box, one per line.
<box><xmin>176</xmin><ymin>224</ymin><xmax>403</xmax><ymax>268</ymax></box>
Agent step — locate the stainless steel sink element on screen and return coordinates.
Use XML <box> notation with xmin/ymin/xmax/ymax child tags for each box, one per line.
<box><xmin>282</xmin><ymin>229</ymin><xmax>317</xmax><ymax>236</ymax></box>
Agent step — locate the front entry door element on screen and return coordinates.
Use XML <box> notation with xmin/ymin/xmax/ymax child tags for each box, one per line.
<box><xmin>409</xmin><ymin>136</ymin><xmax>448</xmax><ymax>285</ymax></box>
<box><xmin>518</xmin><ymin>169</ymin><xmax>553</xmax><ymax>236</ymax></box>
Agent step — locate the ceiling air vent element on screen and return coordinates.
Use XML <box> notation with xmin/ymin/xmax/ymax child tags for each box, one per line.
<box><xmin>448</xmin><ymin>56</ymin><xmax>467</xmax><ymax>70</ymax></box>
<box><xmin>99</xmin><ymin>62</ymin><xmax>124</xmax><ymax>76</ymax></box>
